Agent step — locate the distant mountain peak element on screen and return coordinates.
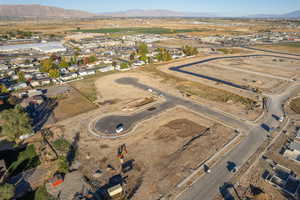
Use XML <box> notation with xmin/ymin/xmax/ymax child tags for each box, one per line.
<box><xmin>247</xmin><ymin>10</ymin><xmax>300</xmax><ymax>19</ymax></box>
<box><xmin>0</xmin><ymin>4</ymin><xmax>95</xmax><ymax>18</ymax></box>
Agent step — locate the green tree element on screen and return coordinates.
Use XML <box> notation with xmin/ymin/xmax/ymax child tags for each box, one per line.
<box><xmin>17</xmin><ymin>71</ymin><xmax>26</xmax><ymax>82</ymax></box>
<box><xmin>88</xmin><ymin>55</ymin><xmax>97</xmax><ymax>63</ymax></box>
<box><xmin>7</xmin><ymin>95</ymin><xmax>19</xmax><ymax>106</ymax></box>
<box><xmin>40</xmin><ymin>59</ymin><xmax>53</xmax><ymax>73</ymax></box>
<box><xmin>0</xmin><ymin>183</ymin><xmax>15</xmax><ymax>200</ymax></box>
<box><xmin>24</xmin><ymin>59</ymin><xmax>31</xmax><ymax>65</ymax></box>
<box><xmin>137</xmin><ymin>42</ymin><xmax>148</xmax><ymax>55</ymax></box>
<box><xmin>156</xmin><ymin>48</ymin><xmax>172</xmax><ymax>61</ymax></box>
<box><xmin>59</xmin><ymin>59</ymin><xmax>70</xmax><ymax>68</ymax></box>
<box><xmin>182</xmin><ymin>45</ymin><xmax>198</xmax><ymax>56</ymax></box>
<box><xmin>9</xmin><ymin>144</ymin><xmax>40</xmax><ymax>174</ymax></box>
<box><xmin>0</xmin><ymin>105</ymin><xmax>32</xmax><ymax>141</ymax></box>
<box><xmin>139</xmin><ymin>54</ymin><xmax>148</xmax><ymax>63</ymax></box>
<box><xmin>70</xmin><ymin>56</ymin><xmax>77</xmax><ymax>65</ymax></box>
<box><xmin>120</xmin><ymin>62</ymin><xmax>129</xmax><ymax>69</ymax></box>
<box><xmin>48</xmin><ymin>68</ymin><xmax>60</xmax><ymax>78</ymax></box>
<box><xmin>129</xmin><ymin>52</ymin><xmax>135</xmax><ymax>61</ymax></box>
<box><xmin>0</xmin><ymin>84</ymin><xmax>9</xmax><ymax>94</ymax></box>
<box><xmin>147</xmin><ymin>57</ymin><xmax>153</xmax><ymax>64</ymax></box>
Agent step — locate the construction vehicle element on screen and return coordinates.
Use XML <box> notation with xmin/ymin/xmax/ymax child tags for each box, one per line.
<box><xmin>117</xmin><ymin>144</ymin><xmax>127</xmax><ymax>164</ymax></box>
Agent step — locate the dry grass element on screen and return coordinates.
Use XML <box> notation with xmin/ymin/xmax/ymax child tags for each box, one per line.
<box><xmin>255</xmin><ymin>43</ymin><xmax>300</xmax><ymax>54</ymax></box>
<box><xmin>53</xmin><ymin>88</ymin><xmax>97</xmax><ymax>121</ymax></box>
<box><xmin>69</xmin><ymin>71</ymin><xmax>117</xmax><ymax>102</ymax></box>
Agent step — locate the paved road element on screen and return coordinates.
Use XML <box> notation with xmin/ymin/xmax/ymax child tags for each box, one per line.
<box><xmin>92</xmin><ymin>53</ymin><xmax>300</xmax><ymax>199</ymax></box>
<box><xmin>94</xmin><ymin>77</ymin><xmax>249</xmax><ymax>136</ymax></box>
<box><xmin>173</xmin><ymin>56</ymin><xmax>300</xmax><ymax>200</ymax></box>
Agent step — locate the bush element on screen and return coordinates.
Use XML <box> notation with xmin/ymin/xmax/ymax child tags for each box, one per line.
<box><xmin>34</xmin><ymin>185</ymin><xmax>54</xmax><ymax>200</ymax></box>
<box><xmin>0</xmin><ymin>183</ymin><xmax>15</xmax><ymax>200</ymax></box>
<box><xmin>8</xmin><ymin>144</ymin><xmax>40</xmax><ymax>175</ymax></box>
<box><xmin>53</xmin><ymin>138</ymin><xmax>71</xmax><ymax>154</ymax></box>
<box><xmin>120</xmin><ymin>62</ymin><xmax>130</xmax><ymax>69</ymax></box>
<box><xmin>57</xmin><ymin>156</ymin><xmax>69</xmax><ymax>174</ymax></box>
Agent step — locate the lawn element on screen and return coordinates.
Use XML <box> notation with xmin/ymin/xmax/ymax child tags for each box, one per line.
<box><xmin>71</xmin><ymin>27</ymin><xmax>203</xmax><ymax>34</ymax></box>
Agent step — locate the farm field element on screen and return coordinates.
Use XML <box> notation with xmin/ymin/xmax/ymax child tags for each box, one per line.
<box><xmin>71</xmin><ymin>27</ymin><xmax>206</xmax><ymax>34</ymax></box>
<box><xmin>255</xmin><ymin>42</ymin><xmax>300</xmax><ymax>54</ymax></box>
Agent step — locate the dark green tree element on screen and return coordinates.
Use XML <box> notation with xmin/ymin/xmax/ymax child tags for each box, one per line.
<box><xmin>17</xmin><ymin>71</ymin><xmax>26</xmax><ymax>82</ymax></box>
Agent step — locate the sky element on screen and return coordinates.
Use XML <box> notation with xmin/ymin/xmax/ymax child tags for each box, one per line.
<box><xmin>1</xmin><ymin>0</ymin><xmax>300</xmax><ymax>16</ymax></box>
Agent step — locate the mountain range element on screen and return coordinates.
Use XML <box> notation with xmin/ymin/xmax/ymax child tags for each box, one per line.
<box><xmin>98</xmin><ymin>9</ymin><xmax>218</xmax><ymax>17</ymax></box>
<box><xmin>0</xmin><ymin>4</ymin><xmax>95</xmax><ymax>18</ymax></box>
<box><xmin>0</xmin><ymin>4</ymin><xmax>299</xmax><ymax>19</ymax></box>
<box><xmin>247</xmin><ymin>10</ymin><xmax>300</xmax><ymax>19</ymax></box>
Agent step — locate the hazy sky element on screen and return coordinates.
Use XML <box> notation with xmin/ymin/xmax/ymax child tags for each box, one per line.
<box><xmin>1</xmin><ymin>0</ymin><xmax>300</xmax><ymax>16</ymax></box>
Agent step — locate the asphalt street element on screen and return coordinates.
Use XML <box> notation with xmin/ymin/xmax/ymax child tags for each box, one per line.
<box><xmin>92</xmin><ymin>53</ymin><xmax>300</xmax><ymax>200</ymax></box>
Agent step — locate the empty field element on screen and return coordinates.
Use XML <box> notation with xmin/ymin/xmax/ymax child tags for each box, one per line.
<box><xmin>184</xmin><ymin>63</ymin><xmax>284</xmax><ymax>91</ymax></box>
<box><xmin>255</xmin><ymin>42</ymin><xmax>300</xmax><ymax>54</ymax></box>
<box><xmin>53</xmin><ymin>87</ymin><xmax>97</xmax><ymax>121</ymax></box>
<box><xmin>215</xmin><ymin>57</ymin><xmax>300</xmax><ymax>79</ymax></box>
<box><xmin>74</xmin><ymin>107</ymin><xmax>236</xmax><ymax>200</ymax></box>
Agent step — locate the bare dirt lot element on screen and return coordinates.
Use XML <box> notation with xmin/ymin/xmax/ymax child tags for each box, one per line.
<box><xmin>63</xmin><ymin>106</ymin><xmax>236</xmax><ymax>200</ymax></box>
<box><xmin>94</xmin><ymin>71</ymin><xmax>261</xmax><ymax>121</ymax></box>
<box><xmin>214</xmin><ymin>56</ymin><xmax>300</xmax><ymax>79</ymax></box>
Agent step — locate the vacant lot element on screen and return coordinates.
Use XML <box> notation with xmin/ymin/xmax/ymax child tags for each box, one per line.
<box><xmin>188</xmin><ymin>63</ymin><xmax>281</xmax><ymax>88</ymax></box>
<box><xmin>69</xmin><ymin>71</ymin><xmax>117</xmax><ymax>103</ymax></box>
<box><xmin>94</xmin><ymin>71</ymin><xmax>261</xmax><ymax>121</ymax></box>
<box><xmin>215</xmin><ymin>57</ymin><xmax>300</xmax><ymax>79</ymax></box>
<box><xmin>53</xmin><ymin>87</ymin><xmax>97</xmax><ymax>121</ymax></box>
<box><xmin>69</xmin><ymin>107</ymin><xmax>236</xmax><ymax>200</ymax></box>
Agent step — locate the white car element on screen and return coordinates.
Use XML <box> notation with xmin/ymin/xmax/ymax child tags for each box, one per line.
<box><xmin>116</xmin><ymin>124</ymin><xmax>124</xmax><ymax>133</ymax></box>
<box><xmin>279</xmin><ymin>116</ymin><xmax>284</xmax><ymax>122</ymax></box>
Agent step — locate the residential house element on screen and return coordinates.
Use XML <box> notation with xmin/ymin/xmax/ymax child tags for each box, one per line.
<box><xmin>78</xmin><ymin>69</ymin><xmax>95</xmax><ymax>77</ymax></box>
<box><xmin>60</xmin><ymin>72</ymin><xmax>78</xmax><ymax>81</ymax></box>
<box><xmin>98</xmin><ymin>66</ymin><xmax>114</xmax><ymax>72</ymax></box>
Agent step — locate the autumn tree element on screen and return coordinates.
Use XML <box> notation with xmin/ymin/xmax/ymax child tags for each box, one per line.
<box><xmin>182</xmin><ymin>45</ymin><xmax>198</xmax><ymax>56</ymax></box>
<box><xmin>59</xmin><ymin>58</ymin><xmax>70</xmax><ymax>68</ymax></box>
<box><xmin>0</xmin><ymin>105</ymin><xmax>33</xmax><ymax>141</ymax></box>
<box><xmin>48</xmin><ymin>68</ymin><xmax>60</xmax><ymax>78</ymax></box>
<box><xmin>156</xmin><ymin>48</ymin><xmax>172</xmax><ymax>61</ymax></box>
<box><xmin>40</xmin><ymin>59</ymin><xmax>53</xmax><ymax>73</ymax></box>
